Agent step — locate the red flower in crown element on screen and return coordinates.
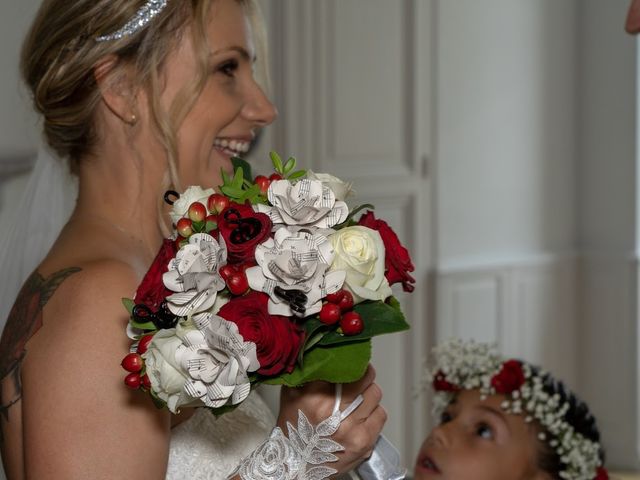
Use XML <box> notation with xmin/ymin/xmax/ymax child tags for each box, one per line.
<box><xmin>491</xmin><ymin>360</ymin><xmax>526</xmax><ymax>394</ymax></box>
<box><xmin>432</xmin><ymin>370</ymin><xmax>459</xmax><ymax>392</ymax></box>
<box><xmin>594</xmin><ymin>467</ymin><xmax>608</xmax><ymax>480</ymax></box>
<box><xmin>217</xmin><ymin>202</ymin><xmax>272</xmax><ymax>264</ymax></box>
<box><xmin>134</xmin><ymin>239</ymin><xmax>177</xmax><ymax>312</ymax></box>
<box><xmin>357</xmin><ymin>211</ymin><xmax>416</xmax><ymax>292</ymax></box>
<box><xmin>218</xmin><ymin>292</ymin><xmax>304</xmax><ymax>376</ymax></box>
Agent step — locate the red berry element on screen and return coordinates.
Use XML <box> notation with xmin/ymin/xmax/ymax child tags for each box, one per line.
<box><xmin>340</xmin><ymin>311</ymin><xmax>364</xmax><ymax>336</ymax></box>
<box><xmin>176</xmin><ymin>218</ymin><xmax>193</xmax><ymax>238</ymax></box>
<box><xmin>208</xmin><ymin>194</ymin><xmax>230</xmax><ymax>214</ymax></box>
<box><xmin>124</xmin><ymin>372</ymin><xmax>142</xmax><ymax>389</ymax></box>
<box><xmin>136</xmin><ymin>334</ymin><xmax>154</xmax><ymax>354</ymax></box>
<box><xmin>219</xmin><ymin>264</ymin><xmax>237</xmax><ymax>281</ymax></box>
<box><xmin>121</xmin><ymin>353</ymin><xmax>144</xmax><ymax>373</ymax></box>
<box><xmin>319</xmin><ymin>303</ymin><xmax>341</xmax><ymax>325</ymax></box>
<box><xmin>188</xmin><ymin>202</ymin><xmax>207</xmax><ymax>222</ymax></box>
<box><xmin>254</xmin><ymin>175</ymin><xmax>271</xmax><ymax>194</ymax></box>
<box><xmin>325</xmin><ymin>290</ymin><xmax>345</xmax><ymax>304</ymax></box>
<box><xmin>227</xmin><ymin>272</ymin><xmax>249</xmax><ymax>295</ymax></box>
<box><xmin>269</xmin><ymin>173</ymin><xmax>284</xmax><ymax>182</ymax></box>
<box><xmin>337</xmin><ymin>290</ymin><xmax>354</xmax><ymax>312</ymax></box>
<box><xmin>141</xmin><ymin>374</ymin><xmax>152</xmax><ymax>390</ymax></box>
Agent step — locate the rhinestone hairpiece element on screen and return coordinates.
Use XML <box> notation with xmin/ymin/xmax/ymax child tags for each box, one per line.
<box><xmin>95</xmin><ymin>0</ymin><xmax>169</xmax><ymax>42</ymax></box>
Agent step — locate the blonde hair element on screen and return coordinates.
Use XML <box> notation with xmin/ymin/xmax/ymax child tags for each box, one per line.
<box><xmin>20</xmin><ymin>0</ymin><xmax>264</xmax><ymax>189</ymax></box>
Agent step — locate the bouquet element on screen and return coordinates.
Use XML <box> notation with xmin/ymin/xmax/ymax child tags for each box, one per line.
<box><xmin>120</xmin><ymin>153</ymin><xmax>414</xmax><ymax>414</ymax></box>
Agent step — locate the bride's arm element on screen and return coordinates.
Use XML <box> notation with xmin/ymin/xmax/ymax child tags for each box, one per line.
<box><xmin>21</xmin><ymin>260</ymin><xmax>172</xmax><ymax>479</ymax></box>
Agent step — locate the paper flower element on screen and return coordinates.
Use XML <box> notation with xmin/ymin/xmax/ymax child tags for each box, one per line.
<box><xmin>143</xmin><ymin>313</ymin><xmax>259</xmax><ymax>413</ymax></box>
<box><xmin>246</xmin><ymin>227</ymin><xmax>345</xmax><ymax>317</ymax></box>
<box><xmin>257</xmin><ymin>179</ymin><xmax>349</xmax><ymax>230</ymax></box>
<box><xmin>163</xmin><ymin>233</ymin><xmax>227</xmax><ymax>317</ymax></box>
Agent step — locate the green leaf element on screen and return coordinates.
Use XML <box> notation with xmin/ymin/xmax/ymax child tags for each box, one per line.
<box><xmin>270</xmin><ymin>151</ymin><xmax>284</xmax><ymax>173</ymax></box>
<box><xmin>192</xmin><ymin>220</ymin><xmax>206</xmax><ymax>233</ymax></box>
<box><xmin>149</xmin><ymin>389</ymin><xmax>167</xmax><ymax>410</ymax></box>
<box><xmin>220</xmin><ymin>185</ymin><xmax>245</xmax><ymax>198</ymax></box>
<box><xmin>231</xmin><ymin>167</ymin><xmax>244</xmax><ymax>188</ymax></box>
<box><xmin>283</xmin><ymin>156</ymin><xmax>296</xmax><ymax>174</ymax></box>
<box><xmin>287</xmin><ymin>170</ymin><xmax>307</xmax><ymax>181</ymax></box>
<box><xmin>208</xmin><ymin>403</ymin><xmax>241</xmax><ymax>418</ymax></box>
<box><xmin>263</xmin><ymin>340</ymin><xmax>371</xmax><ymax>386</ymax></box>
<box><xmin>130</xmin><ymin>319</ymin><xmax>157</xmax><ymax>331</ymax></box>
<box><xmin>231</xmin><ymin>156</ymin><xmax>253</xmax><ymax>180</ymax></box>
<box><xmin>122</xmin><ymin>298</ymin><xmax>135</xmax><ymax>315</ymax></box>
<box><xmin>318</xmin><ymin>298</ymin><xmax>410</xmax><ymax>347</ymax></box>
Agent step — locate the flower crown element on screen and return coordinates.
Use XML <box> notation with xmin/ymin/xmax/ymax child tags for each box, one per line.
<box><xmin>428</xmin><ymin>339</ymin><xmax>607</xmax><ymax>480</ymax></box>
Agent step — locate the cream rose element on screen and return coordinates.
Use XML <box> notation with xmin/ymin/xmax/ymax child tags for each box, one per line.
<box><xmin>306</xmin><ymin>170</ymin><xmax>354</xmax><ymax>202</ymax></box>
<box><xmin>169</xmin><ymin>186</ymin><xmax>215</xmax><ymax>224</ymax></box>
<box><xmin>328</xmin><ymin>226</ymin><xmax>392</xmax><ymax>304</ymax></box>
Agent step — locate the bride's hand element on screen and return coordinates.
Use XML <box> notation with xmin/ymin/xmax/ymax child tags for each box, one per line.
<box><xmin>276</xmin><ymin>365</ymin><xmax>386</xmax><ymax>476</ymax></box>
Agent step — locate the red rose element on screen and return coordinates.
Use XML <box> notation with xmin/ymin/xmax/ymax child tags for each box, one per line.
<box><xmin>134</xmin><ymin>239</ymin><xmax>177</xmax><ymax>312</ymax></box>
<box><xmin>217</xmin><ymin>202</ymin><xmax>272</xmax><ymax>264</ymax></box>
<box><xmin>432</xmin><ymin>370</ymin><xmax>459</xmax><ymax>392</ymax></box>
<box><xmin>594</xmin><ymin>467</ymin><xmax>608</xmax><ymax>480</ymax></box>
<box><xmin>218</xmin><ymin>292</ymin><xmax>304</xmax><ymax>376</ymax></box>
<box><xmin>491</xmin><ymin>360</ymin><xmax>526</xmax><ymax>394</ymax></box>
<box><xmin>357</xmin><ymin>211</ymin><xmax>415</xmax><ymax>292</ymax></box>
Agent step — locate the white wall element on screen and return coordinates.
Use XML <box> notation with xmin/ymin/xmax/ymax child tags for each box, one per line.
<box><xmin>436</xmin><ymin>0</ymin><xmax>578</xmax><ymax>269</ymax></box>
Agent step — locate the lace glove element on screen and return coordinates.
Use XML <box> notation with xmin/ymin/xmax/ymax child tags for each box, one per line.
<box><xmin>233</xmin><ymin>387</ymin><xmax>363</xmax><ymax>480</ymax></box>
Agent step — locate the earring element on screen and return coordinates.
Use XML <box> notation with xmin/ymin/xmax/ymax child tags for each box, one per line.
<box><xmin>128</xmin><ymin>114</ymin><xmax>138</xmax><ymax>125</ymax></box>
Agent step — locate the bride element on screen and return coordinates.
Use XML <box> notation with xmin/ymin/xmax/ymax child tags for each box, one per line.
<box><xmin>0</xmin><ymin>0</ymin><xmax>386</xmax><ymax>478</ymax></box>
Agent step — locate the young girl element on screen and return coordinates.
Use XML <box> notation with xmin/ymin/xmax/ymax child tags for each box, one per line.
<box><xmin>415</xmin><ymin>339</ymin><xmax>608</xmax><ymax>480</ymax></box>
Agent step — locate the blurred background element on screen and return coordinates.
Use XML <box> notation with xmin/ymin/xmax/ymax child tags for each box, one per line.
<box><xmin>1</xmin><ymin>0</ymin><xmax>639</xmax><ymax>476</ymax></box>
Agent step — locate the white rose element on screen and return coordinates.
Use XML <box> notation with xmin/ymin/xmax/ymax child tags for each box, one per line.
<box><xmin>328</xmin><ymin>226</ymin><xmax>392</xmax><ymax>304</ymax></box>
<box><xmin>163</xmin><ymin>234</ymin><xmax>227</xmax><ymax>317</ymax></box>
<box><xmin>306</xmin><ymin>170</ymin><xmax>354</xmax><ymax>202</ymax></box>
<box><xmin>256</xmin><ymin>179</ymin><xmax>349</xmax><ymax>230</ymax></box>
<box><xmin>170</xmin><ymin>186</ymin><xmax>215</xmax><ymax>224</ymax></box>
<box><xmin>143</xmin><ymin>328</ymin><xmax>193</xmax><ymax>413</ymax></box>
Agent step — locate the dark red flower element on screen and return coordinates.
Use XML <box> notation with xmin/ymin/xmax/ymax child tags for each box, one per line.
<box><xmin>432</xmin><ymin>370</ymin><xmax>459</xmax><ymax>392</ymax></box>
<box><xmin>217</xmin><ymin>202</ymin><xmax>272</xmax><ymax>264</ymax></box>
<box><xmin>357</xmin><ymin>211</ymin><xmax>415</xmax><ymax>292</ymax></box>
<box><xmin>594</xmin><ymin>467</ymin><xmax>608</xmax><ymax>480</ymax></box>
<box><xmin>491</xmin><ymin>360</ymin><xmax>526</xmax><ymax>394</ymax></box>
<box><xmin>134</xmin><ymin>239</ymin><xmax>177</xmax><ymax>312</ymax></box>
<box><xmin>218</xmin><ymin>292</ymin><xmax>304</xmax><ymax>376</ymax></box>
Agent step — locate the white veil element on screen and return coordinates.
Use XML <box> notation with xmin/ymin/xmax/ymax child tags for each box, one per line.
<box><xmin>0</xmin><ymin>147</ymin><xmax>78</xmax><ymax>328</ymax></box>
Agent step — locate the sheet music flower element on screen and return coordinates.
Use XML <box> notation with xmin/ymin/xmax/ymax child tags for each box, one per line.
<box><xmin>163</xmin><ymin>233</ymin><xmax>227</xmax><ymax>317</ymax></box>
<box><xmin>121</xmin><ymin>152</ymin><xmax>412</xmax><ymax>416</ymax></box>
<box><xmin>257</xmin><ymin>178</ymin><xmax>349</xmax><ymax>230</ymax></box>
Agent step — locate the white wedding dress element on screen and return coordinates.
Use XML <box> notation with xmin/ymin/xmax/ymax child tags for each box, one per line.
<box><xmin>167</xmin><ymin>392</ymin><xmax>275</xmax><ymax>480</ymax></box>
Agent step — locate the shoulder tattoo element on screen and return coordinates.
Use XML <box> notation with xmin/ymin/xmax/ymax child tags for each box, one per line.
<box><xmin>0</xmin><ymin>267</ymin><xmax>81</xmax><ymax>418</ymax></box>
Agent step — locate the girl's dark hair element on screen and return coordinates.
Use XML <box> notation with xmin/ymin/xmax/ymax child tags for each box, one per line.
<box><xmin>529</xmin><ymin>365</ymin><xmax>605</xmax><ymax>478</ymax></box>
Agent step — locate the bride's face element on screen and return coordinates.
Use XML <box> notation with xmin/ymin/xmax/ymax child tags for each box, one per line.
<box><xmin>159</xmin><ymin>0</ymin><xmax>277</xmax><ymax>188</ymax></box>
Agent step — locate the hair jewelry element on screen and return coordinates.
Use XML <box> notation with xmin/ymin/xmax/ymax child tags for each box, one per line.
<box><xmin>96</xmin><ymin>0</ymin><xmax>168</xmax><ymax>42</ymax></box>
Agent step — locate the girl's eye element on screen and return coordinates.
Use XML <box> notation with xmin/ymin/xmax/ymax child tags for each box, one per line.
<box><xmin>218</xmin><ymin>59</ymin><xmax>239</xmax><ymax>77</ymax></box>
<box><xmin>440</xmin><ymin>411</ymin><xmax>452</xmax><ymax>425</ymax></box>
<box><xmin>476</xmin><ymin>423</ymin><xmax>494</xmax><ymax>440</ymax></box>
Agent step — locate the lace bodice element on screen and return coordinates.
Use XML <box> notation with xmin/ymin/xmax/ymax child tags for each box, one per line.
<box><xmin>166</xmin><ymin>392</ymin><xmax>276</xmax><ymax>479</ymax></box>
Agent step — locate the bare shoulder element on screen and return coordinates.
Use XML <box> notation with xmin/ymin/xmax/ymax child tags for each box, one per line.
<box><xmin>20</xmin><ymin>259</ymin><xmax>171</xmax><ymax>478</ymax></box>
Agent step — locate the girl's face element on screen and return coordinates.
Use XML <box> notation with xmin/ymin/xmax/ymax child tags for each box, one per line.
<box><xmin>414</xmin><ymin>390</ymin><xmax>551</xmax><ymax>480</ymax></box>
<box><xmin>159</xmin><ymin>0</ymin><xmax>276</xmax><ymax>188</ymax></box>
